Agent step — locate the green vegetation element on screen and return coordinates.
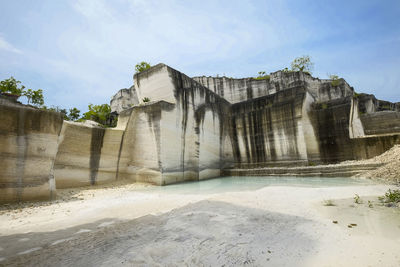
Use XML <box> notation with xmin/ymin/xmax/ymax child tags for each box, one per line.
<box><xmin>0</xmin><ymin>76</ymin><xmax>25</xmax><ymax>95</ymax></box>
<box><xmin>282</xmin><ymin>67</ymin><xmax>292</xmax><ymax>73</ymax></box>
<box><xmin>82</xmin><ymin>104</ymin><xmax>112</xmax><ymax>125</ymax></box>
<box><xmin>383</xmin><ymin>189</ymin><xmax>400</xmax><ymax>203</ymax></box>
<box><xmin>329</xmin><ymin>75</ymin><xmax>341</xmax><ymax>87</ymax></box>
<box><xmin>0</xmin><ymin>77</ymin><xmax>44</xmax><ymax>107</ymax></box>
<box><xmin>142</xmin><ymin>97</ymin><xmax>150</xmax><ymax>103</ymax></box>
<box><xmin>255</xmin><ymin>71</ymin><xmax>270</xmax><ymax>80</ymax></box>
<box><xmin>308</xmin><ymin>161</ymin><xmax>316</xmax><ymax>166</ymax></box>
<box><xmin>0</xmin><ymin>77</ymin><xmax>115</xmax><ymax>127</ymax></box>
<box><xmin>290</xmin><ymin>55</ymin><xmax>314</xmax><ymax>74</ymax></box>
<box><xmin>135</xmin><ymin>62</ymin><xmax>151</xmax><ymax>74</ymax></box>
<box><xmin>68</xmin><ymin>107</ymin><xmax>81</xmax><ymax>121</ymax></box>
<box><xmin>323</xmin><ymin>199</ymin><xmax>336</xmax><ymax>206</ymax></box>
<box><xmin>23</xmin><ymin>88</ymin><xmax>44</xmax><ymax>106</ymax></box>
<box><xmin>354</xmin><ymin>194</ymin><xmax>363</xmax><ymax>204</ymax></box>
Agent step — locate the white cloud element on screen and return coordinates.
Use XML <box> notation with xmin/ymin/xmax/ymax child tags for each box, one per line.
<box><xmin>0</xmin><ymin>35</ymin><xmax>22</xmax><ymax>54</ymax></box>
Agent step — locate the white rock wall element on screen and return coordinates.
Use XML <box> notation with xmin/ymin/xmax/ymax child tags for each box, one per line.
<box><xmin>0</xmin><ymin>103</ymin><xmax>63</xmax><ymax>203</ymax></box>
<box><xmin>117</xmin><ymin>65</ymin><xmax>232</xmax><ymax>185</ymax></box>
<box><xmin>54</xmin><ymin>121</ymin><xmax>123</xmax><ymax>188</ymax></box>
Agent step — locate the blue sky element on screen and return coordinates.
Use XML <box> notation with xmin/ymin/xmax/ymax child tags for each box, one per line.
<box><xmin>1</xmin><ymin>0</ymin><xmax>399</xmax><ymax>112</ymax></box>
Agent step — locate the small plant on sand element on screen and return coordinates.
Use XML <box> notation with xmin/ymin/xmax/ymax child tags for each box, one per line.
<box><xmin>368</xmin><ymin>200</ymin><xmax>373</xmax><ymax>208</ymax></box>
<box><xmin>142</xmin><ymin>97</ymin><xmax>150</xmax><ymax>103</ymax></box>
<box><xmin>383</xmin><ymin>189</ymin><xmax>400</xmax><ymax>204</ymax></box>
<box><xmin>323</xmin><ymin>199</ymin><xmax>336</xmax><ymax>206</ymax></box>
<box><xmin>354</xmin><ymin>194</ymin><xmax>363</xmax><ymax>204</ymax></box>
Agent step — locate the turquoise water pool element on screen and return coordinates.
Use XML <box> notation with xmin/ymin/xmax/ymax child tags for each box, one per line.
<box><xmin>141</xmin><ymin>176</ymin><xmax>376</xmax><ymax>195</ymax></box>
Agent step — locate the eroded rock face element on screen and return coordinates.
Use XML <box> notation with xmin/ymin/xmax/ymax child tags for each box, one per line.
<box><xmin>116</xmin><ymin>65</ymin><xmax>233</xmax><ymax>185</ymax></box>
<box><xmin>110</xmin><ymin>85</ymin><xmax>139</xmax><ymax>114</ymax></box>
<box><xmin>193</xmin><ymin>71</ymin><xmax>353</xmax><ymax>104</ymax></box>
<box><xmin>0</xmin><ymin>102</ymin><xmax>63</xmax><ymax>203</ymax></box>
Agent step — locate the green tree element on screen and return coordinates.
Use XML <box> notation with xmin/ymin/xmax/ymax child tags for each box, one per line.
<box><xmin>68</xmin><ymin>107</ymin><xmax>81</xmax><ymax>121</ymax></box>
<box><xmin>290</xmin><ymin>55</ymin><xmax>314</xmax><ymax>74</ymax></box>
<box><xmin>24</xmin><ymin>89</ymin><xmax>44</xmax><ymax>106</ymax></box>
<box><xmin>135</xmin><ymin>62</ymin><xmax>151</xmax><ymax>74</ymax></box>
<box><xmin>82</xmin><ymin>104</ymin><xmax>111</xmax><ymax>125</ymax></box>
<box><xmin>0</xmin><ymin>76</ymin><xmax>25</xmax><ymax>95</ymax></box>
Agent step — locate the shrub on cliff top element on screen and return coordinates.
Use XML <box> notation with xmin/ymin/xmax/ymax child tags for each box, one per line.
<box><xmin>329</xmin><ymin>74</ymin><xmax>341</xmax><ymax>87</ymax></box>
<box><xmin>0</xmin><ymin>76</ymin><xmax>25</xmax><ymax>95</ymax></box>
<box><xmin>291</xmin><ymin>55</ymin><xmax>314</xmax><ymax>74</ymax></box>
<box><xmin>82</xmin><ymin>104</ymin><xmax>112</xmax><ymax>125</ymax></box>
<box><xmin>68</xmin><ymin>107</ymin><xmax>81</xmax><ymax>121</ymax></box>
<box><xmin>255</xmin><ymin>71</ymin><xmax>270</xmax><ymax>80</ymax></box>
<box><xmin>135</xmin><ymin>62</ymin><xmax>151</xmax><ymax>74</ymax></box>
<box><xmin>23</xmin><ymin>88</ymin><xmax>44</xmax><ymax>106</ymax></box>
<box><xmin>1</xmin><ymin>76</ymin><xmax>45</xmax><ymax>107</ymax></box>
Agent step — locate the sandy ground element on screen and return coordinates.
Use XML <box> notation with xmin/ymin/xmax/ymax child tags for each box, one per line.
<box><xmin>0</xmin><ymin>180</ymin><xmax>399</xmax><ymax>266</ymax></box>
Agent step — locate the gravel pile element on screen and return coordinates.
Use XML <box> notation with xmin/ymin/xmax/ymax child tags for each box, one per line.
<box><xmin>355</xmin><ymin>145</ymin><xmax>400</xmax><ymax>184</ymax></box>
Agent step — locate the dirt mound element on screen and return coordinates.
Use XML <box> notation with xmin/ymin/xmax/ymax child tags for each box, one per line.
<box><xmin>355</xmin><ymin>145</ymin><xmax>400</xmax><ymax>184</ymax></box>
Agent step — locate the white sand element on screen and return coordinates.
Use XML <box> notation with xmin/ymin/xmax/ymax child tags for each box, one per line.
<box><xmin>0</xmin><ymin>180</ymin><xmax>399</xmax><ymax>266</ymax></box>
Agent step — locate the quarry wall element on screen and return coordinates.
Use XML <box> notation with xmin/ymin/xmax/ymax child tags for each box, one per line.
<box><xmin>117</xmin><ymin>64</ymin><xmax>233</xmax><ymax>185</ymax></box>
<box><xmin>193</xmin><ymin>71</ymin><xmax>353</xmax><ymax>104</ymax></box>
<box><xmin>230</xmin><ymin>86</ymin><xmax>318</xmax><ymax>167</ymax></box>
<box><xmin>53</xmin><ymin>122</ymin><xmax>124</xmax><ymax>188</ymax></box>
<box><xmin>2</xmin><ymin>63</ymin><xmax>400</xmax><ymax>203</ymax></box>
<box><xmin>0</xmin><ymin>101</ymin><xmax>63</xmax><ymax>203</ymax></box>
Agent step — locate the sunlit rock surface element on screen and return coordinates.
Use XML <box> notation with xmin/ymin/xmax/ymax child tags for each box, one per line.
<box><xmin>0</xmin><ymin>99</ymin><xmax>63</xmax><ymax>203</ymax></box>
<box><xmin>54</xmin><ymin>121</ymin><xmax>123</xmax><ymax>188</ymax></box>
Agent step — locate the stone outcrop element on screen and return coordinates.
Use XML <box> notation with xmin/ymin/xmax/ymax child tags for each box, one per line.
<box><xmin>116</xmin><ymin>64</ymin><xmax>233</xmax><ymax>185</ymax></box>
<box><xmin>1</xmin><ymin>63</ymin><xmax>400</xmax><ymax>203</ymax></box>
<box><xmin>0</xmin><ymin>99</ymin><xmax>63</xmax><ymax>203</ymax></box>
<box><xmin>110</xmin><ymin>86</ymin><xmax>139</xmax><ymax>114</ymax></box>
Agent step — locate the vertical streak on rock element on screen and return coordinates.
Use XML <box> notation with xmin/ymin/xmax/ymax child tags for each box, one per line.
<box><xmin>147</xmin><ymin>107</ymin><xmax>163</xmax><ymax>175</ymax></box>
<box><xmin>290</xmin><ymin>100</ymin><xmax>299</xmax><ymax>156</ymax></box>
<box><xmin>16</xmin><ymin>108</ymin><xmax>27</xmax><ymax>201</ymax></box>
<box><xmin>242</xmin><ymin>114</ymin><xmax>251</xmax><ymax>164</ymax></box>
<box><xmin>248</xmin><ymin>112</ymin><xmax>256</xmax><ymax>164</ymax></box>
<box><xmin>89</xmin><ymin>128</ymin><xmax>105</xmax><ymax>185</ymax></box>
<box><xmin>231</xmin><ymin>116</ymin><xmax>241</xmax><ymax>165</ymax></box>
<box><xmin>115</xmin><ymin>112</ymin><xmax>133</xmax><ymax>180</ymax></box>
<box><xmin>254</xmin><ymin>108</ymin><xmax>266</xmax><ymax>164</ymax></box>
<box><xmin>266</xmin><ymin>107</ymin><xmax>277</xmax><ymax>161</ymax></box>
